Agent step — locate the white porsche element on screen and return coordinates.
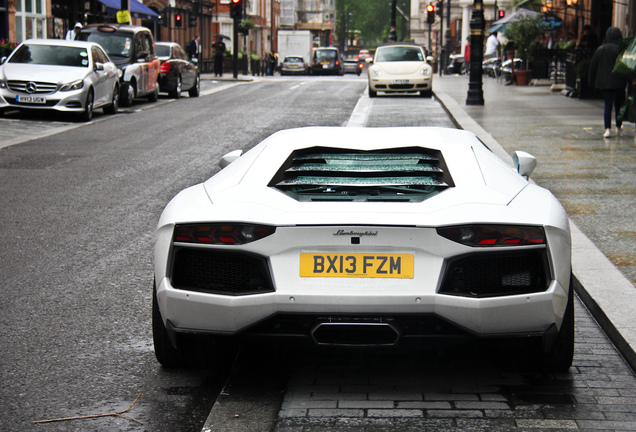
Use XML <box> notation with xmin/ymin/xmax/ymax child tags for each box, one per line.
<box><xmin>153</xmin><ymin>127</ymin><xmax>573</xmax><ymax>371</ymax></box>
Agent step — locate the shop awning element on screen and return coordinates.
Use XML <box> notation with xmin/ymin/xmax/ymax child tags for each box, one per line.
<box><xmin>97</xmin><ymin>0</ymin><xmax>160</xmax><ymax>22</ymax></box>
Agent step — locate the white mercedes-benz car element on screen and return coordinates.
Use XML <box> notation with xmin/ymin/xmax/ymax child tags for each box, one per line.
<box><xmin>153</xmin><ymin>127</ymin><xmax>573</xmax><ymax>371</ymax></box>
<box><xmin>367</xmin><ymin>42</ymin><xmax>433</xmax><ymax>98</ymax></box>
<box><xmin>0</xmin><ymin>39</ymin><xmax>120</xmax><ymax>121</ymax></box>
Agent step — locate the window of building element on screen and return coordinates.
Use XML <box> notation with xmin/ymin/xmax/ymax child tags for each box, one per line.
<box><xmin>14</xmin><ymin>0</ymin><xmax>46</xmax><ymax>42</ymax></box>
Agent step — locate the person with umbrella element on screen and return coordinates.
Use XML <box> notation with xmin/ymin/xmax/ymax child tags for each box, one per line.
<box><xmin>213</xmin><ymin>36</ymin><xmax>226</xmax><ymax>77</ymax></box>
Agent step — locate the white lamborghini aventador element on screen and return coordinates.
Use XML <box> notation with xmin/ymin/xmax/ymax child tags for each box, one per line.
<box><xmin>152</xmin><ymin>127</ymin><xmax>574</xmax><ymax>371</ymax></box>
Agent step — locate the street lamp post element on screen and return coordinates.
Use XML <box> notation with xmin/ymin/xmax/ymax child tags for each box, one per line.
<box><xmin>389</xmin><ymin>0</ymin><xmax>397</xmax><ymax>42</ymax></box>
<box><xmin>466</xmin><ymin>0</ymin><xmax>485</xmax><ymax>105</ymax></box>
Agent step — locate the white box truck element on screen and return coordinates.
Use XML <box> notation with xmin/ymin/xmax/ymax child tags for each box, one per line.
<box><xmin>277</xmin><ymin>30</ymin><xmax>313</xmax><ymax>66</ymax></box>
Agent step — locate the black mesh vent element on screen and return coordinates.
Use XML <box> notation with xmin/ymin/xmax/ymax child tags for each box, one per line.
<box><xmin>171</xmin><ymin>248</ymin><xmax>274</xmax><ymax>296</ymax></box>
<box><xmin>270</xmin><ymin>146</ymin><xmax>454</xmax><ymax>203</ymax></box>
<box><xmin>439</xmin><ymin>250</ymin><xmax>550</xmax><ymax>298</ymax></box>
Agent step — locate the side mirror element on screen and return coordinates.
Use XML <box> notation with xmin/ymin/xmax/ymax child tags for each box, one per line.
<box><xmin>426</xmin><ymin>56</ymin><xmax>434</xmax><ymax>63</ymax></box>
<box><xmin>365</xmin><ymin>57</ymin><xmax>373</xmax><ymax>64</ymax></box>
<box><xmin>219</xmin><ymin>149</ymin><xmax>243</xmax><ymax>169</ymax></box>
<box><xmin>513</xmin><ymin>151</ymin><xmax>537</xmax><ymax>179</ymax></box>
<box><xmin>0</xmin><ymin>56</ymin><xmax>6</xmax><ymax>64</ymax></box>
<box><xmin>94</xmin><ymin>62</ymin><xmax>104</xmax><ymax>71</ymax></box>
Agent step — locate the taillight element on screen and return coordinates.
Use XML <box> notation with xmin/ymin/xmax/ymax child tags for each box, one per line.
<box><xmin>174</xmin><ymin>223</ymin><xmax>276</xmax><ymax>245</ymax></box>
<box><xmin>160</xmin><ymin>62</ymin><xmax>170</xmax><ymax>74</ymax></box>
<box><xmin>358</xmin><ymin>63</ymin><xmax>363</xmax><ymax>69</ymax></box>
<box><xmin>437</xmin><ymin>225</ymin><xmax>545</xmax><ymax>247</ymax></box>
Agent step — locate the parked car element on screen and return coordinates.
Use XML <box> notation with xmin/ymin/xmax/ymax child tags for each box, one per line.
<box><xmin>0</xmin><ymin>39</ymin><xmax>120</xmax><ymax>121</ymax></box>
<box><xmin>343</xmin><ymin>57</ymin><xmax>363</xmax><ymax>75</ymax></box>
<box><xmin>310</xmin><ymin>47</ymin><xmax>344</xmax><ymax>75</ymax></box>
<box><xmin>152</xmin><ymin>127</ymin><xmax>574</xmax><ymax>373</ymax></box>
<box><xmin>368</xmin><ymin>42</ymin><xmax>433</xmax><ymax>98</ymax></box>
<box><xmin>76</xmin><ymin>24</ymin><xmax>160</xmax><ymax>107</ymax></box>
<box><xmin>155</xmin><ymin>42</ymin><xmax>199</xmax><ymax>99</ymax></box>
<box><xmin>280</xmin><ymin>56</ymin><xmax>308</xmax><ymax>75</ymax></box>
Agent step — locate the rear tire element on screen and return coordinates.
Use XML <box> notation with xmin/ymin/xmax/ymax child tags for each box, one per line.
<box><xmin>121</xmin><ymin>82</ymin><xmax>135</xmax><ymax>107</ymax></box>
<box><xmin>188</xmin><ymin>74</ymin><xmax>200</xmax><ymax>97</ymax></box>
<box><xmin>148</xmin><ymin>82</ymin><xmax>159</xmax><ymax>102</ymax></box>
<box><xmin>169</xmin><ymin>76</ymin><xmax>182</xmax><ymax>99</ymax></box>
<box><xmin>152</xmin><ymin>282</ymin><xmax>234</xmax><ymax>368</ymax></box>
<box><xmin>103</xmin><ymin>84</ymin><xmax>119</xmax><ymax>115</ymax></box>
<box><xmin>542</xmin><ymin>276</ymin><xmax>575</xmax><ymax>372</ymax></box>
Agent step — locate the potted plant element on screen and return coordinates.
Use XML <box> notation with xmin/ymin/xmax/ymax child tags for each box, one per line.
<box><xmin>503</xmin><ymin>14</ymin><xmax>544</xmax><ymax>85</ymax></box>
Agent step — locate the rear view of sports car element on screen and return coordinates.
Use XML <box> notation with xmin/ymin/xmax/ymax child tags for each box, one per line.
<box><xmin>152</xmin><ymin>127</ymin><xmax>573</xmax><ymax>372</ymax></box>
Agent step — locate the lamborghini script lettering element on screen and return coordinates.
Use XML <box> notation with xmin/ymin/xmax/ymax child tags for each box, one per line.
<box><xmin>333</xmin><ymin>230</ymin><xmax>378</xmax><ymax>236</ymax></box>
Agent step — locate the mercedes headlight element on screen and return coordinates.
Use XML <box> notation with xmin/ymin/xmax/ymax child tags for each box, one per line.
<box><xmin>60</xmin><ymin>79</ymin><xmax>84</xmax><ymax>92</ymax></box>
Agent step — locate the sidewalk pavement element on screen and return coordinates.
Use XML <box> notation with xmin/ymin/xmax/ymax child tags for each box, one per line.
<box><xmin>433</xmin><ymin>74</ymin><xmax>636</xmax><ymax>370</ymax></box>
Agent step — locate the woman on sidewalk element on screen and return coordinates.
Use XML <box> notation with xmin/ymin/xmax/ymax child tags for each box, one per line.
<box><xmin>588</xmin><ymin>27</ymin><xmax>627</xmax><ymax>138</ymax></box>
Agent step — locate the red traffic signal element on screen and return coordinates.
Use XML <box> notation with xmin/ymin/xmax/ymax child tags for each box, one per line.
<box><xmin>175</xmin><ymin>13</ymin><xmax>182</xmax><ymax>27</ymax></box>
<box><xmin>498</xmin><ymin>10</ymin><xmax>505</xmax><ymax>18</ymax></box>
<box><xmin>230</xmin><ymin>0</ymin><xmax>243</xmax><ymax>19</ymax></box>
<box><xmin>426</xmin><ymin>4</ymin><xmax>435</xmax><ymax>24</ymax></box>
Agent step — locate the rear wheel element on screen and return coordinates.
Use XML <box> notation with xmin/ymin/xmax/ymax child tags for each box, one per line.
<box><xmin>152</xmin><ymin>283</ymin><xmax>234</xmax><ymax>368</ymax></box>
<box><xmin>121</xmin><ymin>82</ymin><xmax>136</xmax><ymax>107</ymax></box>
<box><xmin>188</xmin><ymin>74</ymin><xmax>200</xmax><ymax>97</ymax></box>
<box><xmin>148</xmin><ymin>82</ymin><xmax>159</xmax><ymax>102</ymax></box>
<box><xmin>103</xmin><ymin>84</ymin><xmax>119</xmax><ymax>114</ymax></box>
<box><xmin>501</xmin><ymin>275</ymin><xmax>575</xmax><ymax>372</ymax></box>
<box><xmin>169</xmin><ymin>76</ymin><xmax>182</xmax><ymax>99</ymax></box>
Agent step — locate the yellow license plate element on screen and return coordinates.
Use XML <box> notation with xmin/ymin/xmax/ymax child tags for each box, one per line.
<box><xmin>300</xmin><ymin>253</ymin><xmax>414</xmax><ymax>278</ymax></box>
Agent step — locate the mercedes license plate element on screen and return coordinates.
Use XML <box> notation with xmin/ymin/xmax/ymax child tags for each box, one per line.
<box><xmin>17</xmin><ymin>95</ymin><xmax>46</xmax><ymax>104</ymax></box>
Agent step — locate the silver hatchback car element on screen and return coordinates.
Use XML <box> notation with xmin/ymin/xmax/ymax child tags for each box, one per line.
<box><xmin>0</xmin><ymin>39</ymin><xmax>121</xmax><ymax>121</ymax></box>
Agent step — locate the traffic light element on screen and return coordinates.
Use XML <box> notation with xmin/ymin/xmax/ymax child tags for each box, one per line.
<box><xmin>436</xmin><ymin>0</ymin><xmax>443</xmax><ymax>16</ymax></box>
<box><xmin>426</xmin><ymin>4</ymin><xmax>435</xmax><ymax>24</ymax></box>
<box><xmin>175</xmin><ymin>13</ymin><xmax>182</xmax><ymax>27</ymax></box>
<box><xmin>189</xmin><ymin>5</ymin><xmax>198</xmax><ymax>27</ymax></box>
<box><xmin>498</xmin><ymin>10</ymin><xmax>505</xmax><ymax>18</ymax></box>
<box><xmin>230</xmin><ymin>0</ymin><xmax>242</xmax><ymax>20</ymax></box>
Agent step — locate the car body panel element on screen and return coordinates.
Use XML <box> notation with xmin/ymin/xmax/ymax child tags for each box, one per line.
<box><xmin>0</xmin><ymin>39</ymin><xmax>119</xmax><ymax>115</ymax></box>
<box><xmin>154</xmin><ymin>127</ymin><xmax>571</xmax><ymax>349</ymax></box>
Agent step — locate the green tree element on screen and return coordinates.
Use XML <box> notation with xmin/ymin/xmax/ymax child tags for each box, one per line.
<box><xmin>336</xmin><ymin>0</ymin><xmax>410</xmax><ymax>50</ymax></box>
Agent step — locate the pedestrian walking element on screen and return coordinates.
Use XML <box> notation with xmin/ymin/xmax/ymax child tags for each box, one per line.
<box><xmin>187</xmin><ymin>35</ymin><xmax>200</xmax><ymax>63</ymax></box>
<box><xmin>588</xmin><ymin>27</ymin><xmax>628</xmax><ymax>138</ymax></box>
<box><xmin>213</xmin><ymin>37</ymin><xmax>226</xmax><ymax>77</ymax></box>
<box><xmin>65</xmin><ymin>22</ymin><xmax>82</xmax><ymax>40</ymax></box>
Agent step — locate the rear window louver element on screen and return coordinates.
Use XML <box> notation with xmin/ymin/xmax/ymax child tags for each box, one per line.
<box><xmin>269</xmin><ymin>147</ymin><xmax>454</xmax><ymax>202</ymax></box>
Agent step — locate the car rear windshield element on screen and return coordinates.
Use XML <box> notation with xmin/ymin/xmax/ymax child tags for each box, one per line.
<box><xmin>155</xmin><ymin>44</ymin><xmax>171</xmax><ymax>58</ymax></box>
<box><xmin>284</xmin><ymin>57</ymin><xmax>303</xmax><ymax>63</ymax></box>
<box><xmin>9</xmin><ymin>44</ymin><xmax>89</xmax><ymax>67</ymax></box>
<box><xmin>315</xmin><ymin>50</ymin><xmax>337</xmax><ymax>60</ymax></box>
<box><xmin>77</xmin><ymin>33</ymin><xmax>132</xmax><ymax>59</ymax></box>
<box><xmin>270</xmin><ymin>147</ymin><xmax>454</xmax><ymax>203</ymax></box>
<box><xmin>376</xmin><ymin>46</ymin><xmax>423</xmax><ymax>62</ymax></box>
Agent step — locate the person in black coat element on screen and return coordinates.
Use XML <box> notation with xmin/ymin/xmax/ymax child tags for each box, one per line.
<box><xmin>588</xmin><ymin>27</ymin><xmax>628</xmax><ymax>138</ymax></box>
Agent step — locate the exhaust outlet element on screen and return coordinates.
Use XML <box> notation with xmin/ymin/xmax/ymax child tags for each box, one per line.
<box><xmin>311</xmin><ymin>321</ymin><xmax>401</xmax><ymax>347</ymax></box>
